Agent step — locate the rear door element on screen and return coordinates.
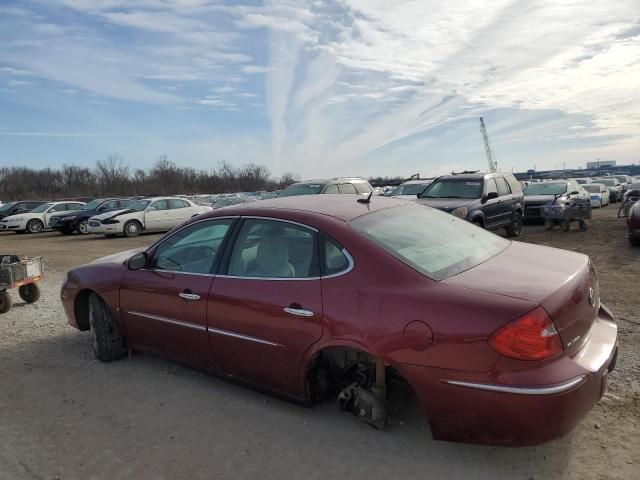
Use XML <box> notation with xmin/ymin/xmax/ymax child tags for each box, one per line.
<box><xmin>120</xmin><ymin>218</ymin><xmax>235</xmax><ymax>367</ymax></box>
<box><xmin>168</xmin><ymin>199</ymin><xmax>194</xmax><ymax>226</ymax></box>
<box><xmin>207</xmin><ymin>217</ymin><xmax>323</xmax><ymax>396</ymax></box>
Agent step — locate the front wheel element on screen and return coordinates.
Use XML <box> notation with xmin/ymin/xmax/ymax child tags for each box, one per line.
<box><xmin>505</xmin><ymin>212</ymin><xmax>522</xmax><ymax>237</ymax></box>
<box><xmin>0</xmin><ymin>290</ymin><xmax>11</xmax><ymax>314</ymax></box>
<box><xmin>561</xmin><ymin>219</ymin><xmax>571</xmax><ymax>232</ymax></box>
<box><xmin>18</xmin><ymin>283</ymin><xmax>40</xmax><ymax>303</ymax></box>
<box><xmin>579</xmin><ymin>220</ymin><xmax>588</xmax><ymax>231</ymax></box>
<box><xmin>88</xmin><ymin>293</ymin><xmax>127</xmax><ymax>362</ymax></box>
<box><xmin>76</xmin><ymin>220</ymin><xmax>89</xmax><ymax>235</ymax></box>
<box><xmin>123</xmin><ymin>220</ymin><xmax>142</xmax><ymax>238</ymax></box>
<box><xmin>26</xmin><ymin>219</ymin><xmax>44</xmax><ymax>234</ymax></box>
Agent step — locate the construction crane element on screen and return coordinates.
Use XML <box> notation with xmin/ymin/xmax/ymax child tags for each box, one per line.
<box><xmin>479</xmin><ymin>117</ymin><xmax>498</xmax><ymax>173</ymax></box>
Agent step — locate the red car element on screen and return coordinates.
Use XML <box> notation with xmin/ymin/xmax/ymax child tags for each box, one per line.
<box><xmin>61</xmin><ymin>196</ymin><xmax>618</xmax><ymax>446</ymax></box>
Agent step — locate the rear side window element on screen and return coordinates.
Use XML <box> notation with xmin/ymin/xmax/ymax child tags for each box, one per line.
<box><xmin>321</xmin><ymin>236</ymin><xmax>351</xmax><ymax>276</ymax></box>
<box><xmin>339</xmin><ymin>183</ymin><xmax>357</xmax><ymax>194</ymax></box>
<box><xmin>101</xmin><ymin>200</ymin><xmax>119</xmax><ymax>210</ymax></box>
<box><xmin>119</xmin><ymin>199</ymin><xmax>133</xmax><ymax>208</ymax></box>
<box><xmin>354</xmin><ymin>182</ymin><xmax>372</xmax><ymax>194</ymax></box>
<box><xmin>149</xmin><ymin>200</ymin><xmax>169</xmax><ymax>211</ymax></box>
<box><xmin>505</xmin><ymin>175</ymin><xmax>522</xmax><ymax>193</ymax></box>
<box><xmin>495</xmin><ymin>177</ymin><xmax>511</xmax><ymax>196</ymax></box>
<box><xmin>169</xmin><ymin>199</ymin><xmax>190</xmax><ymax>209</ymax></box>
<box><xmin>324</xmin><ymin>184</ymin><xmax>339</xmax><ymax>194</ymax></box>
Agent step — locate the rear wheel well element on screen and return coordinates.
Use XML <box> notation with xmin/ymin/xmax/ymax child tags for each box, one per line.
<box><xmin>74</xmin><ymin>289</ymin><xmax>94</xmax><ymax>331</ymax></box>
<box><xmin>305</xmin><ymin>347</ymin><xmax>415</xmax><ymax>424</ymax></box>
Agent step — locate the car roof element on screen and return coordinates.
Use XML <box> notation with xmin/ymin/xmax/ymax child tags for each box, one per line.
<box><xmin>292</xmin><ymin>177</ymin><xmax>369</xmax><ymax>185</ymax></box>
<box><xmin>204</xmin><ymin>194</ymin><xmax>411</xmax><ymax>222</ymax></box>
<box><xmin>401</xmin><ymin>179</ymin><xmax>432</xmax><ymax>185</ymax></box>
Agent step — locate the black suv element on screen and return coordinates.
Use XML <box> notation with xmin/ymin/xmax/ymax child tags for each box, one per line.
<box><xmin>0</xmin><ymin>201</ymin><xmax>46</xmax><ymax>221</ymax></box>
<box><xmin>417</xmin><ymin>172</ymin><xmax>524</xmax><ymax>237</ymax></box>
<box><xmin>49</xmin><ymin>198</ymin><xmax>134</xmax><ymax>235</ymax></box>
<box><xmin>278</xmin><ymin>177</ymin><xmax>373</xmax><ymax>197</ymax></box>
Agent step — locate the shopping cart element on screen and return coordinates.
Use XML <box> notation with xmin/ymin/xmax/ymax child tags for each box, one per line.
<box><xmin>541</xmin><ymin>198</ymin><xmax>592</xmax><ymax>232</ymax></box>
<box><xmin>0</xmin><ymin>255</ymin><xmax>44</xmax><ymax>313</ymax></box>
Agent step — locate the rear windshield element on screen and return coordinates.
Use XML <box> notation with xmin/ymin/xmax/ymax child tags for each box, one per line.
<box><xmin>392</xmin><ymin>183</ymin><xmax>430</xmax><ymax>196</ymax></box>
<box><xmin>583</xmin><ymin>185</ymin><xmax>601</xmax><ymax>193</ymax></box>
<box><xmin>595</xmin><ymin>179</ymin><xmax>615</xmax><ymax>186</ymax></box>
<box><xmin>350</xmin><ymin>204</ymin><xmax>509</xmax><ymax>281</ymax></box>
<box><xmin>524</xmin><ymin>183</ymin><xmax>567</xmax><ymax>195</ymax></box>
<box><xmin>278</xmin><ymin>183</ymin><xmax>324</xmax><ymax>197</ymax></box>
<box><xmin>421</xmin><ymin>179</ymin><xmax>483</xmax><ymax>199</ymax></box>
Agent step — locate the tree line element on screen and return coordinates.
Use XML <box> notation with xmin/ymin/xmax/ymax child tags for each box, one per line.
<box><xmin>0</xmin><ymin>155</ymin><xmax>299</xmax><ymax>201</ymax></box>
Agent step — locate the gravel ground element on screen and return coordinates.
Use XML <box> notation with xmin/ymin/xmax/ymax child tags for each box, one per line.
<box><xmin>0</xmin><ymin>205</ymin><xmax>638</xmax><ymax>480</ymax></box>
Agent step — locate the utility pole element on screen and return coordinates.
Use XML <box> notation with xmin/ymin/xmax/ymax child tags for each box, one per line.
<box><xmin>479</xmin><ymin>117</ymin><xmax>497</xmax><ymax>173</ymax></box>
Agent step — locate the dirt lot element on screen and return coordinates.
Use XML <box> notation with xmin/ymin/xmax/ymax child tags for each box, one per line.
<box><xmin>1</xmin><ymin>206</ymin><xmax>638</xmax><ymax>480</ymax></box>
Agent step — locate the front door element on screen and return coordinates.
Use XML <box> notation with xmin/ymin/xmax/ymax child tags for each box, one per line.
<box><xmin>208</xmin><ymin>218</ymin><xmax>323</xmax><ymax>396</ymax></box>
<box><xmin>483</xmin><ymin>178</ymin><xmax>502</xmax><ymax>228</ymax></box>
<box><xmin>119</xmin><ymin>218</ymin><xmax>235</xmax><ymax>368</ymax></box>
<box><xmin>144</xmin><ymin>199</ymin><xmax>172</xmax><ymax>231</ymax></box>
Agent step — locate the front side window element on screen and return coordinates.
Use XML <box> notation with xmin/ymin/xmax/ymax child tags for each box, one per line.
<box><xmin>31</xmin><ymin>203</ymin><xmax>54</xmax><ymax>213</ymax></box>
<box><xmin>148</xmin><ymin>200</ymin><xmax>169</xmax><ymax>211</ymax></box>
<box><xmin>100</xmin><ymin>200</ymin><xmax>119</xmax><ymax>210</ymax></box>
<box><xmin>152</xmin><ymin>219</ymin><xmax>233</xmax><ymax>274</ymax></box>
<box><xmin>354</xmin><ymin>182</ymin><xmax>373</xmax><ymax>194</ymax></box>
<box><xmin>495</xmin><ymin>177</ymin><xmax>511</xmax><ymax>197</ymax></box>
<box><xmin>351</xmin><ymin>204</ymin><xmax>509</xmax><ymax>281</ymax></box>
<box><xmin>227</xmin><ymin>219</ymin><xmax>318</xmax><ymax>278</ymax></box>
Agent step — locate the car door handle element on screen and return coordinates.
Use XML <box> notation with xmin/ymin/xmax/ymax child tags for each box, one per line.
<box><xmin>283</xmin><ymin>306</ymin><xmax>314</xmax><ymax>317</ymax></box>
<box><xmin>178</xmin><ymin>291</ymin><xmax>200</xmax><ymax>301</ymax></box>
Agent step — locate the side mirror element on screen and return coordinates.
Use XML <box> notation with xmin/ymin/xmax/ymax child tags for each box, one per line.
<box><xmin>485</xmin><ymin>192</ymin><xmax>499</xmax><ymax>201</ymax></box>
<box><xmin>128</xmin><ymin>252</ymin><xmax>148</xmax><ymax>270</ymax></box>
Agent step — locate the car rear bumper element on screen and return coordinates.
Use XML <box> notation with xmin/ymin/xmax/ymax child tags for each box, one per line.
<box><xmin>399</xmin><ymin>304</ymin><xmax>618</xmax><ymax>446</ymax></box>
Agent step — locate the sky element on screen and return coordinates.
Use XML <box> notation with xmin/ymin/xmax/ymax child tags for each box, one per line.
<box><xmin>0</xmin><ymin>0</ymin><xmax>639</xmax><ymax>178</ymax></box>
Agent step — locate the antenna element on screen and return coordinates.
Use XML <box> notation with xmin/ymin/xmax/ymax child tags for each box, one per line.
<box><xmin>357</xmin><ymin>191</ymin><xmax>374</xmax><ymax>204</ymax></box>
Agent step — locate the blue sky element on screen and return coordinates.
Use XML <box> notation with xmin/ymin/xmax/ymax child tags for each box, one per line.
<box><xmin>0</xmin><ymin>0</ymin><xmax>639</xmax><ymax>178</ymax></box>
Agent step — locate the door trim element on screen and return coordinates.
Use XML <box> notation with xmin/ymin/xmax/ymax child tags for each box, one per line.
<box><xmin>127</xmin><ymin>310</ymin><xmax>206</xmax><ymax>331</ymax></box>
<box><xmin>207</xmin><ymin>326</ymin><xmax>283</xmax><ymax>347</ymax></box>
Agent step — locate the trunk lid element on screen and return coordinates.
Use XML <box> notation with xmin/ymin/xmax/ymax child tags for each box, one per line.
<box><xmin>443</xmin><ymin>242</ymin><xmax>599</xmax><ymax>357</ymax></box>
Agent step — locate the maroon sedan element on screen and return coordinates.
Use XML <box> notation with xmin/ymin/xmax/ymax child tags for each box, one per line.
<box><xmin>61</xmin><ymin>196</ymin><xmax>618</xmax><ymax>446</ymax></box>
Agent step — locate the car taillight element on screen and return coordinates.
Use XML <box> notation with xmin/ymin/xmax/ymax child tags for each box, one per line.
<box><xmin>489</xmin><ymin>306</ymin><xmax>563</xmax><ymax>361</ymax></box>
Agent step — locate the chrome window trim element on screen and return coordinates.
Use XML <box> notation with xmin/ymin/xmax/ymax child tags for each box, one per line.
<box><xmin>240</xmin><ymin>216</ymin><xmax>319</xmax><ymax>232</ymax></box>
<box><xmin>207</xmin><ymin>326</ymin><xmax>283</xmax><ymax>347</ymax></box>
<box><xmin>321</xmin><ymin>248</ymin><xmax>355</xmax><ymax>279</ymax></box>
<box><xmin>445</xmin><ymin>375</ymin><xmax>586</xmax><ymax>395</ymax></box>
<box><xmin>216</xmin><ymin>274</ymin><xmax>321</xmax><ymax>281</ymax></box>
<box><xmin>127</xmin><ymin>311</ymin><xmax>206</xmax><ymax>331</ymax></box>
<box><xmin>139</xmin><ymin>268</ymin><xmax>216</xmax><ymax>277</ymax></box>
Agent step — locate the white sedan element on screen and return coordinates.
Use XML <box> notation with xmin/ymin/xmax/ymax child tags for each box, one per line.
<box><xmin>583</xmin><ymin>183</ymin><xmax>610</xmax><ymax>208</ymax></box>
<box><xmin>0</xmin><ymin>201</ymin><xmax>85</xmax><ymax>233</ymax></box>
<box><xmin>87</xmin><ymin>197</ymin><xmax>212</xmax><ymax>238</ymax></box>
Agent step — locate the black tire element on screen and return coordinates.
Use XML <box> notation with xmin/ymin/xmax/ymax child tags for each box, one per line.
<box><xmin>505</xmin><ymin>212</ymin><xmax>523</xmax><ymax>237</ymax></box>
<box><xmin>76</xmin><ymin>219</ymin><xmax>89</xmax><ymax>235</ymax></box>
<box><xmin>472</xmin><ymin>219</ymin><xmax>484</xmax><ymax>229</ymax></box>
<box><xmin>26</xmin><ymin>219</ymin><xmax>44</xmax><ymax>234</ymax></box>
<box><xmin>123</xmin><ymin>220</ymin><xmax>142</xmax><ymax>238</ymax></box>
<box><xmin>0</xmin><ymin>290</ymin><xmax>11</xmax><ymax>314</ymax></box>
<box><xmin>60</xmin><ymin>228</ymin><xmax>74</xmax><ymax>235</ymax></box>
<box><xmin>18</xmin><ymin>283</ymin><xmax>40</xmax><ymax>303</ymax></box>
<box><xmin>630</xmin><ymin>237</ymin><xmax>640</xmax><ymax>247</ymax></box>
<box><xmin>561</xmin><ymin>220</ymin><xmax>571</xmax><ymax>232</ymax></box>
<box><xmin>88</xmin><ymin>293</ymin><xmax>127</xmax><ymax>362</ymax></box>
<box><xmin>579</xmin><ymin>220</ymin><xmax>588</xmax><ymax>232</ymax></box>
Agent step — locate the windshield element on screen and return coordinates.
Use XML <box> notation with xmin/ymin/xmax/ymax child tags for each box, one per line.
<box><xmin>80</xmin><ymin>199</ymin><xmax>103</xmax><ymax>210</ymax></box>
<box><xmin>278</xmin><ymin>183</ymin><xmax>324</xmax><ymax>197</ymax></box>
<box><xmin>213</xmin><ymin>198</ymin><xmax>236</xmax><ymax>207</ymax></box>
<box><xmin>421</xmin><ymin>179</ymin><xmax>483</xmax><ymax>199</ymax></box>
<box><xmin>524</xmin><ymin>183</ymin><xmax>568</xmax><ymax>195</ymax></box>
<box><xmin>351</xmin><ymin>204</ymin><xmax>509</xmax><ymax>281</ymax></box>
<box><xmin>629</xmin><ymin>183</ymin><xmax>640</xmax><ymax>190</ymax></box>
<box><xmin>129</xmin><ymin>200</ymin><xmax>151</xmax><ymax>212</ymax></box>
<box><xmin>31</xmin><ymin>203</ymin><xmax>54</xmax><ymax>213</ymax></box>
<box><xmin>583</xmin><ymin>185</ymin><xmax>601</xmax><ymax>193</ymax></box>
<box><xmin>392</xmin><ymin>183</ymin><xmax>430</xmax><ymax>196</ymax></box>
<box><xmin>0</xmin><ymin>202</ymin><xmax>18</xmax><ymax>212</ymax></box>
<box><xmin>595</xmin><ymin>179</ymin><xmax>615</xmax><ymax>186</ymax></box>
